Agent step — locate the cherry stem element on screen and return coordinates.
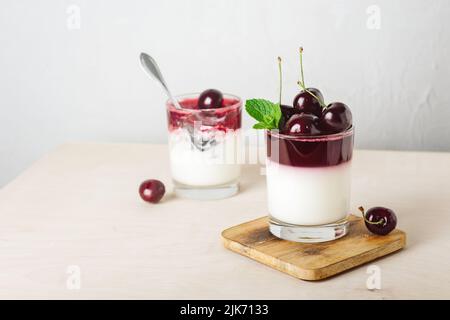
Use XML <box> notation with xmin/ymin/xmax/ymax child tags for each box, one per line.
<box><xmin>278</xmin><ymin>56</ymin><xmax>282</xmax><ymax>106</ymax></box>
<box><xmin>358</xmin><ymin>206</ymin><xmax>384</xmax><ymax>225</ymax></box>
<box><xmin>297</xmin><ymin>47</ymin><xmax>326</xmax><ymax>109</ymax></box>
<box><xmin>299</xmin><ymin>47</ymin><xmax>305</xmax><ymax>88</ymax></box>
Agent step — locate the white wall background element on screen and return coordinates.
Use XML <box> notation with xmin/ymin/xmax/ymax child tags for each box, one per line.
<box><xmin>1</xmin><ymin>0</ymin><xmax>450</xmax><ymax>187</ymax></box>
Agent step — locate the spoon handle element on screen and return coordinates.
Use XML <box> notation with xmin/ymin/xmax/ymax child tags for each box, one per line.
<box><xmin>140</xmin><ymin>53</ymin><xmax>182</xmax><ymax>109</ymax></box>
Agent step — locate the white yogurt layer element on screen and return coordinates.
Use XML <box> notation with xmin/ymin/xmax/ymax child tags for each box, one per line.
<box><xmin>266</xmin><ymin>159</ymin><xmax>351</xmax><ymax>225</ymax></box>
<box><xmin>169</xmin><ymin>128</ymin><xmax>241</xmax><ymax>186</ymax></box>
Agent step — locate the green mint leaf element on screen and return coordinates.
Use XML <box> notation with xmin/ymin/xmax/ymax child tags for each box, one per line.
<box><xmin>245</xmin><ymin>99</ymin><xmax>281</xmax><ymax>130</ymax></box>
<box><xmin>273</xmin><ymin>103</ymin><xmax>282</xmax><ymax>127</ymax></box>
<box><xmin>245</xmin><ymin>99</ymin><xmax>275</xmax><ymax>122</ymax></box>
<box><xmin>253</xmin><ymin>122</ymin><xmax>271</xmax><ymax>129</ymax></box>
<box><xmin>263</xmin><ymin>114</ymin><xmax>274</xmax><ymax>123</ymax></box>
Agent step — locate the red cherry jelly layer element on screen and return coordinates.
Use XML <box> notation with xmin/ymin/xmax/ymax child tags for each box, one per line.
<box><xmin>167</xmin><ymin>96</ymin><xmax>242</xmax><ymax>132</ymax></box>
<box><xmin>266</xmin><ymin>127</ymin><xmax>354</xmax><ymax>167</ymax></box>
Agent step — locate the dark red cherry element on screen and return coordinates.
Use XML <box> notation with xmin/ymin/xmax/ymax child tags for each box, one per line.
<box><xmin>320</xmin><ymin>102</ymin><xmax>352</xmax><ymax>133</ymax></box>
<box><xmin>198</xmin><ymin>89</ymin><xmax>223</xmax><ymax>109</ymax></box>
<box><xmin>283</xmin><ymin>113</ymin><xmax>321</xmax><ymax>135</ymax></box>
<box><xmin>359</xmin><ymin>206</ymin><xmax>397</xmax><ymax>236</ymax></box>
<box><xmin>278</xmin><ymin>104</ymin><xmax>300</xmax><ymax>130</ymax></box>
<box><xmin>293</xmin><ymin>88</ymin><xmax>323</xmax><ymax>117</ymax></box>
<box><xmin>139</xmin><ymin>179</ymin><xmax>165</xmax><ymax>203</ymax></box>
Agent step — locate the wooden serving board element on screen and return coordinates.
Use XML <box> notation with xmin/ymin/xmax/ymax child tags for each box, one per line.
<box><xmin>221</xmin><ymin>215</ymin><xmax>406</xmax><ymax>281</ymax></box>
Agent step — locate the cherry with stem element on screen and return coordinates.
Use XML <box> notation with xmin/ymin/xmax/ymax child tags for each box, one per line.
<box><xmin>297</xmin><ymin>47</ymin><xmax>326</xmax><ymax>109</ymax></box>
<box><xmin>358</xmin><ymin>206</ymin><xmax>384</xmax><ymax>225</ymax></box>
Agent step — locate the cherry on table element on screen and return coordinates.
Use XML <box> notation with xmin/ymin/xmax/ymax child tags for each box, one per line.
<box><xmin>359</xmin><ymin>206</ymin><xmax>397</xmax><ymax>235</ymax></box>
<box><xmin>283</xmin><ymin>113</ymin><xmax>321</xmax><ymax>135</ymax></box>
<box><xmin>319</xmin><ymin>102</ymin><xmax>352</xmax><ymax>133</ymax></box>
<box><xmin>293</xmin><ymin>88</ymin><xmax>324</xmax><ymax>117</ymax></box>
<box><xmin>139</xmin><ymin>179</ymin><xmax>165</xmax><ymax>203</ymax></box>
<box><xmin>198</xmin><ymin>89</ymin><xmax>223</xmax><ymax>109</ymax></box>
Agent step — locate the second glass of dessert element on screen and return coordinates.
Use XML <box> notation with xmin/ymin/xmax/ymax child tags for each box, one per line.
<box><xmin>167</xmin><ymin>89</ymin><xmax>242</xmax><ymax>200</ymax></box>
<box><xmin>246</xmin><ymin>49</ymin><xmax>354</xmax><ymax>242</ymax></box>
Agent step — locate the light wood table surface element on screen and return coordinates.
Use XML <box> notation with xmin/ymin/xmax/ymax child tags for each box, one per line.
<box><xmin>0</xmin><ymin>143</ymin><xmax>449</xmax><ymax>299</ymax></box>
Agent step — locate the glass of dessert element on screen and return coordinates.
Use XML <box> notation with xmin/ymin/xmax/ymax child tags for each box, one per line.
<box><xmin>167</xmin><ymin>89</ymin><xmax>242</xmax><ymax>200</ymax></box>
<box><xmin>246</xmin><ymin>49</ymin><xmax>354</xmax><ymax>242</ymax></box>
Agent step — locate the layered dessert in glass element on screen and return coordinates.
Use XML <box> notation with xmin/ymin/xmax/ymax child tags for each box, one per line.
<box><xmin>166</xmin><ymin>89</ymin><xmax>242</xmax><ymax>200</ymax></box>
<box><xmin>246</xmin><ymin>49</ymin><xmax>354</xmax><ymax>242</ymax></box>
<box><xmin>267</xmin><ymin>127</ymin><xmax>354</xmax><ymax>242</ymax></box>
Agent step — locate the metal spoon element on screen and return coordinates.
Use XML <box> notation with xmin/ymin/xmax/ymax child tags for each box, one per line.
<box><xmin>139</xmin><ymin>53</ymin><xmax>182</xmax><ymax>110</ymax></box>
<box><xmin>139</xmin><ymin>52</ymin><xmax>215</xmax><ymax>152</ymax></box>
